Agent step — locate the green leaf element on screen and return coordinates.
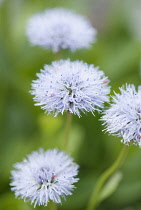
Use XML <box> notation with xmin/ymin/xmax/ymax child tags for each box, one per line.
<box><xmin>98</xmin><ymin>171</ymin><xmax>123</xmax><ymax>203</ymax></box>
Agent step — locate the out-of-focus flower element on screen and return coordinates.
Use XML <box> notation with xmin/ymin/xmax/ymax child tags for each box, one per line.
<box><xmin>30</xmin><ymin>59</ymin><xmax>110</xmax><ymax>117</ymax></box>
<box><xmin>101</xmin><ymin>84</ymin><xmax>141</xmax><ymax>147</ymax></box>
<box><xmin>10</xmin><ymin>149</ymin><xmax>79</xmax><ymax>207</ymax></box>
<box><xmin>0</xmin><ymin>0</ymin><xmax>3</xmax><ymax>5</ymax></box>
<box><xmin>26</xmin><ymin>8</ymin><xmax>96</xmax><ymax>52</ymax></box>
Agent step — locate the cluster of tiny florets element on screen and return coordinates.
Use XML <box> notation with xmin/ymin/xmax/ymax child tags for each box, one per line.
<box><xmin>10</xmin><ymin>149</ymin><xmax>79</xmax><ymax>207</ymax></box>
<box><xmin>10</xmin><ymin>5</ymin><xmax>113</xmax><ymax>209</ymax></box>
<box><xmin>30</xmin><ymin>59</ymin><xmax>110</xmax><ymax>117</ymax></box>
<box><xmin>101</xmin><ymin>84</ymin><xmax>141</xmax><ymax>147</ymax></box>
<box><xmin>26</xmin><ymin>8</ymin><xmax>96</xmax><ymax>52</ymax></box>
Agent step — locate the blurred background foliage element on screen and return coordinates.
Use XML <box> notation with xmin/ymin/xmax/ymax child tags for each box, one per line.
<box><xmin>0</xmin><ymin>0</ymin><xmax>141</xmax><ymax>209</ymax></box>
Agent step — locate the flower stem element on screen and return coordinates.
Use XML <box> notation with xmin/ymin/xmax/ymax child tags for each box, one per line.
<box><xmin>63</xmin><ymin>111</ymin><xmax>72</xmax><ymax>151</ymax></box>
<box><xmin>49</xmin><ymin>201</ymin><xmax>57</xmax><ymax>210</ymax></box>
<box><xmin>86</xmin><ymin>145</ymin><xmax>129</xmax><ymax>210</ymax></box>
<box><xmin>55</xmin><ymin>51</ymin><xmax>62</xmax><ymax>60</ymax></box>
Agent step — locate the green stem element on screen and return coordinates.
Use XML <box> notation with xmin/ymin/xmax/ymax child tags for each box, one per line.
<box><xmin>48</xmin><ymin>200</ymin><xmax>57</xmax><ymax>210</ymax></box>
<box><xmin>54</xmin><ymin>51</ymin><xmax>62</xmax><ymax>60</ymax></box>
<box><xmin>63</xmin><ymin>111</ymin><xmax>72</xmax><ymax>151</ymax></box>
<box><xmin>86</xmin><ymin>145</ymin><xmax>129</xmax><ymax>210</ymax></box>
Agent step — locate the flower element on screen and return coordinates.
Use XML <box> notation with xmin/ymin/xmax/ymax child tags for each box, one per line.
<box><xmin>10</xmin><ymin>149</ymin><xmax>79</xmax><ymax>207</ymax></box>
<box><xmin>30</xmin><ymin>59</ymin><xmax>110</xmax><ymax>117</ymax></box>
<box><xmin>26</xmin><ymin>8</ymin><xmax>96</xmax><ymax>52</ymax></box>
<box><xmin>101</xmin><ymin>84</ymin><xmax>141</xmax><ymax>147</ymax></box>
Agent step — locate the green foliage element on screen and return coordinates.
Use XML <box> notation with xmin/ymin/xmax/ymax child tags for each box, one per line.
<box><xmin>99</xmin><ymin>171</ymin><xmax>123</xmax><ymax>203</ymax></box>
<box><xmin>0</xmin><ymin>0</ymin><xmax>141</xmax><ymax>209</ymax></box>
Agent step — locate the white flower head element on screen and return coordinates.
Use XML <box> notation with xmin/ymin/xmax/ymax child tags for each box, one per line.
<box><xmin>30</xmin><ymin>59</ymin><xmax>110</xmax><ymax>117</ymax></box>
<box><xmin>26</xmin><ymin>8</ymin><xmax>96</xmax><ymax>52</ymax></box>
<box><xmin>10</xmin><ymin>149</ymin><xmax>79</xmax><ymax>207</ymax></box>
<box><xmin>101</xmin><ymin>84</ymin><xmax>141</xmax><ymax>147</ymax></box>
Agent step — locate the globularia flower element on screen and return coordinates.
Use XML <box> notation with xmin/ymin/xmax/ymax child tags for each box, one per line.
<box><xmin>26</xmin><ymin>8</ymin><xmax>96</xmax><ymax>52</ymax></box>
<box><xmin>10</xmin><ymin>149</ymin><xmax>79</xmax><ymax>207</ymax></box>
<box><xmin>101</xmin><ymin>84</ymin><xmax>141</xmax><ymax>147</ymax></box>
<box><xmin>30</xmin><ymin>59</ymin><xmax>110</xmax><ymax>117</ymax></box>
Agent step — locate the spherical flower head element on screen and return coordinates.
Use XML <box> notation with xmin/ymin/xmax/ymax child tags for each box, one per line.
<box><xmin>26</xmin><ymin>8</ymin><xmax>97</xmax><ymax>52</ymax></box>
<box><xmin>30</xmin><ymin>59</ymin><xmax>110</xmax><ymax>117</ymax></box>
<box><xmin>101</xmin><ymin>84</ymin><xmax>141</xmax><ymax>147</ymax></box>
<box><xmin>10</xmin><ymin>149</ymin><xmax>79</xmax><ymax>207</ymax></box>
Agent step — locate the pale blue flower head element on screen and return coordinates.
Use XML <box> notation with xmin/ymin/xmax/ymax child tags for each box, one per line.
<box><xmin>10</xmin><ymin>149</ymin><xmax>79</xmax><ymax>207</ymax></box>
<box><xmin>101</xmin><ymin>84</ymin><xmax>141</xmax><ymax>147</ymax></box>
<box><xmin>26</xmin><ymin>8</ymin><xmax>96</xmax><ymax>52</ymax></box>
<box><xmin>30</xmin><ymin>59</ymin><xmax>110</xmax><ymax>117</ymax></box>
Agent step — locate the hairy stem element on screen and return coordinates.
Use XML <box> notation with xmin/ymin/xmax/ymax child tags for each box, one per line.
<box><xmin>87</xmin><ymin>145</ymin><xmax>129</xmax><ymax>210</ymax></box>
<box><xmin>63</xmin><ymin>111</ymin><xmax>72</xmax><ymax>151</ymax></box>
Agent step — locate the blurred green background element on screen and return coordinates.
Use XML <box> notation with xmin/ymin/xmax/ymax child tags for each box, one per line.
<box><xmin>0</xmin><ymin>0</ymin><xmax>141</xmax><ymax>209</ymax></box>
